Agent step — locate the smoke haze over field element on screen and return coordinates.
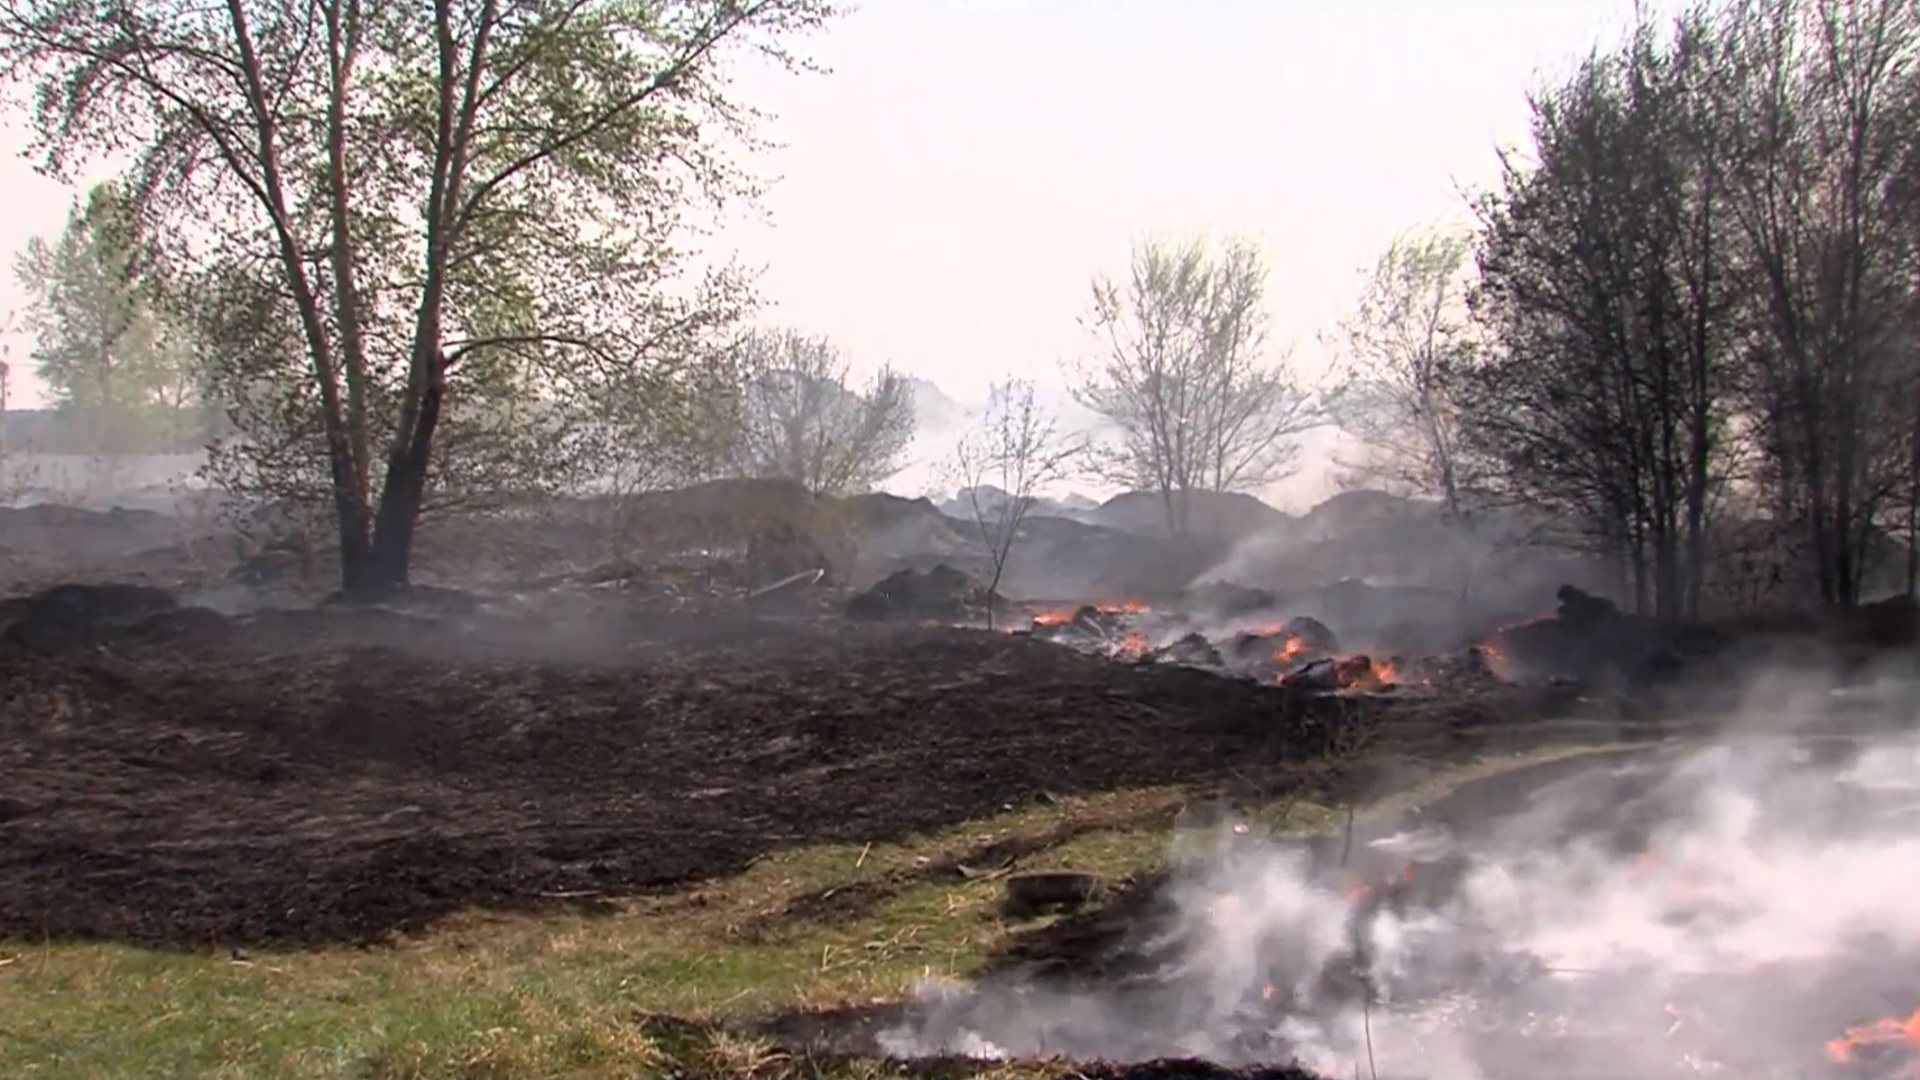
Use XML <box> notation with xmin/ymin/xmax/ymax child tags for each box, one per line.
<box><xmin>879</xmin><ymin>677</ymin><xmax>1920</xmax><ymax>1078</ymax></box>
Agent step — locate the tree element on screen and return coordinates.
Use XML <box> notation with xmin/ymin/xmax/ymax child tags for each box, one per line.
<box><xmin>1707</xmin><ymin>0</ymin><xmax>1920</xmax><ymax>607</ymax></box>
<box><xmin>728</xmin><ymin>327</ymin><xmax>916</xmax><ymax>495</ymax></box>
<box><xmin>0</xmin><ymin>0</ymin><xmax>836</xmax><ymax>599</ymax></box>
<box><xmin>14</xmin><ymin>179</ymin><xmax>208</xmax><ymax>456</ymax></box>
<box><xmin>1457</xmin><ymin>7</ymin><xmax>1745</xmax><ymax>619</ymax></box>
<box><xmin>952</xmin><ymin>379</ymin><xmax>1082</xmax><ymax>628</ymax></box>
<box><xmin>1322</xmin><ymin>225</ymin><xmax>1478</xmax><ymax>517</ymax></box>
<box><xmin>1073</xmin><ymin>235</ymin><xmax>1321</xmax><ymax>536</ymax></box>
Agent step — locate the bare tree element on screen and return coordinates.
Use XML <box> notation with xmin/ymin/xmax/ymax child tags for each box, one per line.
<box><xmin>1322</xmin><ymin>225</ymin><xmax>1478</xmax><ymax>517</ymax></box>
<box><xmin>1073</xmin><ymin>235</ymin><xmax>1322</xmax><ymax>535</ymax></box>
<box><xmin>1448</xmin><ymin>0</ymin><xmax>1920</xmax><ymax>616</ymax></box>
<box><xmin>952</xmin><ymin>379</ymin><xmax>1083</xmax><ymax>627</ymax></box>
<box><xmin>1456</xmin><ymin>6</ymin><xmax>1752</xmax><ymax>619</ymax></box>
<box><xmin>730</xmin><ymin>328</ymin><xmax>916</xmax><ymax>495</ymax></box>
<box><xmin>1709</xmin><ymin>0</ymin><xmax>1920</xmax><ymax>607</ymax></box>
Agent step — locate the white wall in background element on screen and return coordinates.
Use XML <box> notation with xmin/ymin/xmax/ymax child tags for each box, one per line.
<box><xmin>0</xmin><ymin>452</ymin><xmax>209</xmax><ymax>512</ymax></box>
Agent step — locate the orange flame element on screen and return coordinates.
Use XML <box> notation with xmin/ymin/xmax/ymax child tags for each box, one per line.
<box><xmin>1117</xmin><ymin>632</ymin><xmax>1151</xmax><ymax>657</ymax></box>
<box><xmin>1827</xmin><ymin>1007</ymin><xmax>1920</xmax><ymax>1064</ymax></box>
<box><xmin>1275</xmin><ymin>635</ymin><xmax>1306</xmax><ymax>664</ymax></box>
<box><xmin>1330</xmin><ymin>655</ymin><xmax>1391</xmax><ymax>689</ymax></box>
<box><xmin>1033</xmin><ymin>601</ymin><xmax>1150</xmax><ymax>628</ymax></box>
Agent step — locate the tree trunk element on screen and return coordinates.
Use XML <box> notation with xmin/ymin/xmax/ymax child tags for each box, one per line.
<box><xmin>1907</xmin><ymin>385</ymin><xmax>1919</xmax><ymax>594</ymax></box>
<box><xmin>363</xmin><ymin>354</ymin><xmax>447</xmax><ymax>599</ymax></box>
<box><xmin>1835</xmin><ymin>400</ymin><xmax>1858</xmax><ymax>609</ymax></box>
<box><xmin>985</xmin><ymin>558</ymin><xmax>1005</xmax><ymax>632</ymax></box>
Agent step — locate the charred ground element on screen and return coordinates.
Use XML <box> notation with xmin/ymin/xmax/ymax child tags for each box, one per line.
<box><xmin>0</xmin><ymin>494</ymin><xmax>1901</xmax><ymax>954</ymax></box>
<box><xmin>0</xmin><ymin>592</ymin><xmax>1436</xmax><ymax>949</ymax></box>
<box><xmin>5</xmin><ymin>494</ymin><xmax>1919</xmax><ymax>1080</ymax></box>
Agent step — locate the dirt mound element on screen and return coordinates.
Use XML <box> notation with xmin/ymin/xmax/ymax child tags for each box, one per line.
<box><xmin>0</xmin><ymin>617</ymin><xmax>1367</xmax><ymax>948</ymax></box>
<box><xmin>1849</xmin><ymin>592</ymin><xmax>1920</xmax><ymax>648</ymax></box>
<box><xmin>1492</xmin><ymin>585</ymin><xmax>1714</xmax><ymax>687</ymax></box>
<box><xmin>1092</xmin><ymin>489</ymin><xmax>1289</xmax><ymax>540</ymax></box>
<box><xmin>840</xmin><ymin>491</ymin><xmax>946</xmax><ymax>532</ymax></box>
<box><xmin>0</xmin><ymin>582</ymin><xmax>186</xmax><ymax>653</ymax></box>
<box><xmin>0</xmin><ymin>504</ymin><xmax>217</xmax><ymax>591</ymax></box>
<box><xmin>846</xmin><ymin>564</ymin><xmax>1008</xmax><ymax>622</ymax></box>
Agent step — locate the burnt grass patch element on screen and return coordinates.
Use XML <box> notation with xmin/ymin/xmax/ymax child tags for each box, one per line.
<box><xmin>0</xmin><ymin>611</ymin><xmax>1464</xmax><ymax>950</ymax></box>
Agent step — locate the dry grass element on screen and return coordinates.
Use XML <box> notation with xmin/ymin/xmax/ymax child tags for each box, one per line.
<box><xmin>0</xmin><ymin>746</ymin><xmax>1620</xmax><ymax>1079</ymax></box>
<box><xmin>0</xmin><ymin>786</ymin><xmax>1198</xmax><ymax>1080</ymax></box>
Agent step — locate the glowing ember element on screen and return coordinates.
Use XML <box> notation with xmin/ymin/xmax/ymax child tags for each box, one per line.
<box><xmin>1373</xmin><ymin>660</ymin><xmax>1401</xmax><ymax>685</ymax></box>
<box><xmin>1477</xmin><ymin>637</ymin><xmax>1510</xmax><ymax>680</ymax></box>
<box><xmin>1275</xmin><ymin>635</ymin><xmax>1306</xmax><ymax>664</ymax></box>
<box><xmin>1332</xmin><ymin>655</ymin><xmax>1382</xmax><ymax>689</ymax></box>
<box><xmin>1031</xmin><ymin>601</ymin><xmax>1150</xmax><ymax>629</ymax></box>
<box><xmin>1826</xmin><ymin>1006</ymin><xmax>1920</xmax><ymax>1064</ymax></box>
<box><xmin>1117</xmin><ymin>632</ymin><xmax>1151</xmax><ymax>657</ymax></box>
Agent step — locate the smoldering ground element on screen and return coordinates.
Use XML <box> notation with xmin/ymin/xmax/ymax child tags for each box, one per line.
<box><xmin>876</xmin><ymin>682</ymin><xmax>1920</xmax><ymax>1080</ymax></box>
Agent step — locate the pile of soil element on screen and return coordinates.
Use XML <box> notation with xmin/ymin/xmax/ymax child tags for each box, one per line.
<box><xmin>0</xmin><ymin>504</ymin><xmax>220</xmax><ymax>593</ymax></box>
<box><xmin>845</xmin><ymin>564</ymin><xmax>1009</xmax><ymax>622</ymax></box>
<box><xmin>0</xmin><ymin>591</ymin><xmax>1382</xmax><ymax>949</ymax></box>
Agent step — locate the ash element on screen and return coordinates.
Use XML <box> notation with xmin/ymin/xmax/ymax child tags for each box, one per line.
<box><xmin>880</xmin><ymin>736</ymin><xmax>1920</xmax><ymax>1080</ymax></box>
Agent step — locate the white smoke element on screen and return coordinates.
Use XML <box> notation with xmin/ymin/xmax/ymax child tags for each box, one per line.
<box><xmin>878</xmin><ymin>725</ymin><xmax>1920</xmax><ymax>1079</ymax></box>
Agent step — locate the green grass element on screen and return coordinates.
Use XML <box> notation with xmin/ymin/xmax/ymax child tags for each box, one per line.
<box><xmin>0</xmin><ymin>786</ymin><xmax>1212</xmax><ymax>1080</ymax></box>
<box><xmin>0</xmin><ymin>746</ymin><xmax>1614</xmax><ymax>1080</ymax></box>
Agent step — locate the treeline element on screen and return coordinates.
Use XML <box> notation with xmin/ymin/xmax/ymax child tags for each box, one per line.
<box><xmin>1332</xmin><ymin>0</ymin><xmax>1920</xmax><ymax>615</ymax></box>
<box><xmin>966</xmin><ymin>0</ymin><xmax>1920</xmax><ymax>620</ymax></box>
<box><xmin>5</xmin><ymin>0</ymin><xmax>1914</xmax><ymax>610</ymax></box>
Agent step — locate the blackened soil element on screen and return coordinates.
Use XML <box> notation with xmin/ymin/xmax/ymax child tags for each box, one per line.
<box><xmin>0</xmin><ymin>607</ymin><xmax>1388</xmax><ymax>949</ymax></box>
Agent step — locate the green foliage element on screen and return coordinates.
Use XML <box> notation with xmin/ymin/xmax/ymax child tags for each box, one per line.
<box><xmin>13</xmin><ymin>180</ymin><xmax>210</xmax><ymax>455</ymax></box>
<box><xmin>1322</xmin><ymin>225</ymin><xmax>1478</xmax><ymax>512</ymax></box>
<box><xmin>0</xmin><ymin>0</ymin><xmax>838</xmax><ymax>592</ymax></box>
<box><xmin>729</xmin><ymin>327</ymin><xmax>916</xmax><ymax>495</ymax></box>
<box><xmin>1074</xmin><ymin>234</ymin><xmax>1323</xmax><ymax>533</ymax></box>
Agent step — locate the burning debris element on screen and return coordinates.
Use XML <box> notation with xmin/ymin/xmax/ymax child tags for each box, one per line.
<box><xmin>1827</xmin><ymin>1006</ymin><xmax>1920</xmax><ymax>1074</ymax></box>
<box><xmin>1228</xmin><ymin>616</ymin><xmax>1341</xmax><ymax>670</ymax></box>
<box><xmin>1012</xmin><ymin>593</ymin><xmax>1520</xmax><ymax>697</ymax></box>
<box><xmin>1277</xmin><ymin>654</ymin><xmax>1404</xmax><ymax>693</ymax></box>
<box><xmin>1031</xmin><ymin>601</ymin><xmax>1151</xmax><ymax>635</ymax></box>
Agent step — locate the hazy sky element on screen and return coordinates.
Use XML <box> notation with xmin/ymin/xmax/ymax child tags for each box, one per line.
<box><xmin>0</xmin><ymin>0</ymin><xmax>1643</xmax><ymax>412</ymax></box>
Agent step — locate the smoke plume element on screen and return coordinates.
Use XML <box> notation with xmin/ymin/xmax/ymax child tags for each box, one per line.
<box><xmin>880</xmin><ymin>718</ymin><xmax>1920</xmax><ymax>1079</ymax></box>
